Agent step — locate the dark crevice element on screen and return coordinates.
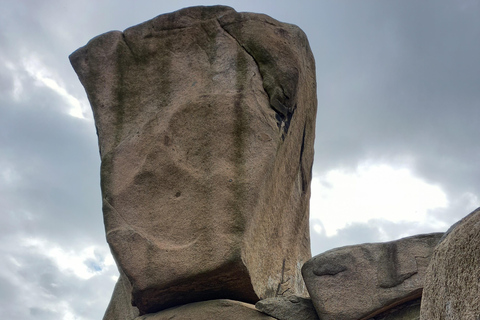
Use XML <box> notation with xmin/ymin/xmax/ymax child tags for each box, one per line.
<box><xmin>275</xmin><ymin>258</ymin><xmax>291</xmax><ymax>296</ymax></box>
<box><xmin>216</xmin><ymin>18</ymin><xmax>263</xmax><ymax>82</ymax></box>
<box><xmin>217</xmin><ymin>19</ymin><xmax>298</xmax><ymax>140</ymax></box>
<box><xmin>216</xmin><ymin>18</ymin><xmax>293</xmax><ymax>139</ymax></box>
<box><xmin>275</xmin><ymin>106</ymin><xmax>295</xmax><ymax>141</ymax></box>
<box><xmin>219</xmin><ymin>16</ymin><xmax>278</xmax><ymax>29</ymax></box>
<box><xmin>121</xmin><ymin>33</ymin><xmax>136</xmax><ymax>58</ymax></box>
<box><xmin>299</xmin><ymin>123</ymin><xmax>307</xmax><ymax>193</ymax></box>
<box><xmin>264</xmin><ymin>20</ymin><xmax>278</xmax><ymax>27</ymax></box>
<box><xmin>147</xmin><ymin>24</ymin><xmax>192</xmax><ymax>32</ymax></box>
<box><xmin>377</xmin><ymin>243</ymin><xmax>419</xmax><ymax>289</ymax></box>
<box><xmin>314</xmin><ymin>265</ymin><xmax>347</xmax><ymax>277</ymax></box>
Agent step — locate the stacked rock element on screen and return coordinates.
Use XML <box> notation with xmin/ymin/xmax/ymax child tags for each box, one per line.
<box><xmin>71</xmin><ymin>5</ymin><xmax>317</xmax><ymax>319</ymax></box>
<box><xmin>71</xmin><ymin>5</ymin><xmax>480</xmax><ymax>320</ymax></box>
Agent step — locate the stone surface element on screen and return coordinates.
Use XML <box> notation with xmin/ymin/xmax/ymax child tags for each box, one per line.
<box><xmin>70</xmin><ymin>5</ymin><xmax>316</xmax><ymax>315</ymax></box>
<box><xmin>134</xmin><ymin>299</ymin><xmax>276</xmax><ymax>320</ymax></box>
<box><xmin>255</xmin><ymin>295</ymin><xmax>319</xmax><ymax>320</ymax></box>
<box><xmin>103</xmin><ymin>272</ymin><xmax>140</xmax><ymax>320</ymax></box>
<box><xmin>420</xmin><ymin>208</ymin><xmax>480</xmax><ymax>320</ymax></box>
<box><xmin>302</xmin><ymin>233</ymin><xmax>442</xmax><ymax>320</ymax></box>
<box><xmin>372</xmin><ymin>298</ymin><xmax>420</xmax><ymax>320</ymax></box>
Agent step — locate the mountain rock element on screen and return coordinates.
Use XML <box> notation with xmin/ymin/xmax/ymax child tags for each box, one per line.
<box><xmin>302</xmin><ymin>233</ymin><xmax>442</xmax><ymax>320</ymax></box>
<box><xmin>134</xmin><ymin>299</ymin><xmax>276</xmax><ymax>320</ymax></box>
<box><xmin>70</xmin><ymin>5</ymin><xmax>317</xmax><ymax>315</ymax></box>
<box><xmin>103</xmin><ymin>272</ymin><xmax>139</xmax><ymax>320</ymax></box>
<box><xmin>255</xmin><ymin>295</ymin><xmax>320</xmax><ymax>320</ymax></box>
<box><xmin>420</xmin><ymin>208</ymin><xmax>480</xmax><ymax>319</ymax></box>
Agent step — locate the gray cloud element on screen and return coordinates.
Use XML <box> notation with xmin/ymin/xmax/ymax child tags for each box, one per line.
<box><xmin>1</xmin><ymin>0</ymin><xmax>479</xmax><ymax>319</ymax></box>
<box><xmin>311</xmin><ymin>1</ymin><xmax>480</xmax><ymax>196</ymax></box>
<box><xmin>310</xmin><ymin>218</ymin><xmax>442</xmax><ymax>256</ymax></box>
<box><xmin>0</xmin><ymin>95</ymin><xmax>104</xmax><ymax>245</ymax></box>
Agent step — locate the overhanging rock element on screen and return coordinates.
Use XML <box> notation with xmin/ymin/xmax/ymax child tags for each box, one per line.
<box><xmin>70</xmin><ymin>5</ymin><xmax>317</xmax><ymax>315</ymax></box>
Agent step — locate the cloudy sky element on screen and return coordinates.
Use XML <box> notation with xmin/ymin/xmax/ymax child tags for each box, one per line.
<box><xmin>1</xmin><ymin>0</ymin><xmax>479</xmax><ymax>319</ymax></box>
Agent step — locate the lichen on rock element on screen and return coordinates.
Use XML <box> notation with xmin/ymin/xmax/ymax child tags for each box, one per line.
<box><xmin>70</xmin><ymin>5</ymin><xmax>317</xmax><ymax>316</ymax></box>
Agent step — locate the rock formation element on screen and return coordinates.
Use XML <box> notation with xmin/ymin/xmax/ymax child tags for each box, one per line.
<box><xmin>302</xmin><ymin>233</ymin><xmax>442</xmax><ymax>320</ymax></box>
<box><xmin>420</xmin><ymin>207</ymin><xmax>480</xmax><ymax>319</ymax></box>
<box><xmin>71</xmin><ymin>5</ymin><xmax>480</xmax><ymax>320</ymax></box>
<box><xmin>135</xmin><ymin>299</ymin><xmax>276</xmax><ymax>320</ymax></box>
<box><xmin>103</xmin><ymin>273</ymin><xmax>139</xmax><ymax>319</ymax></box>
<box><xmin>70</xmin><ymin>5</ymin><xmax>316</xmax><ymax>317</ymax></box>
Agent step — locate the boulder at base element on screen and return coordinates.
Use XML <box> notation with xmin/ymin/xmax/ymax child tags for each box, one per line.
<box><xmin>70</xmin><ymin>5</ymin><xmax>317</xmax><ymax>315</ymax></box>
<box><xmin>134</xmin><ymin>299</ymin><xmax>276</xmax><ymax>320</ymax></box>
<box><xmin>302</xmin><ymin>233</ymin><xmax>442</xmax><ymax>320</ymax></box>
<box><xmin>420</xmin><ymin>208</ymin><xmax>480</xmax><ymax>319</ymax></box>
<box><xmin>103</xmin><ymin>272</ymin><xmax>139</xmax><ymax>320</ymax></box>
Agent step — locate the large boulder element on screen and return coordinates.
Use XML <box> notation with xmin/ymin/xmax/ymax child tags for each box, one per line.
<box><xmin>302</xmin><ymin>233</ymin><xmax>442</xmax><ymax>320</ymax></box>
<box><xmin>70</xmin><ymin>5</ymin><xmax>317</xmax><ymax>315</ymax></box>
<box><xmin>133</xmin><ymin>299</ymin><xmax>276</xmax><ymax>320</ymax></box>
<box><xmin>420</xmin><ymin>208</ymin><xmax>480</xmax><ymax>319</ymax></box>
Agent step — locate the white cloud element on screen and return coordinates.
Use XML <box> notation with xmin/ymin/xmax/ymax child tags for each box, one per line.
<box><xmin>4</xmin><ymin>61</ymin><xmax>24</xmax><ymax>101</ymax></box>
<box><xmin>460</xmin><ymin>192</ymin><xmax>479</xmax><ymax>211</ymax></box>
<box><xmin>22</xmin><ymin>238</ymin><xmax>115</xmax><ymax>280</ymax></box>
<box><xmin>310</xmin><ymin>163</ymin><xmax>449</xmax><ymax>236</ymax></box>
<box><xmin>22</xmin><ymin>55</ymin><xmax>89</xmax><ymax>119</ymax></box>
<box><xmin>0</xmin><ymin>233</ymin><xmax>118</xmax><ymax>320</ymax></box>
<box><xmin>1</xmin><ymin>167</ymin><xmax>20</xmax><ymax>185</ymax></box>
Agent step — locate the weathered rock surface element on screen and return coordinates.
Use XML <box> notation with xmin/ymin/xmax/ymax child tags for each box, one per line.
<box><xmin>134</xmin><ymin>299</ymin><xmax>276</xmax><ymax>320</ymax></box>
<box><xmin>70</xmin><ymin>5</ymin><xmax>316</xmax><ymax>315</ymax></box>
<box><xmin>255</xmin><ymin>295</ymin><xmax>320</xmax><ymax>320</ymax></box>
<box><xmin>371</xmin><ymin>298</ymin><xmax>420</xmax><ymax>320</ymax></box>
<box><xmin>420</xmin><ymin>208</ymin><xmax>480</xmax><ymax>319</ymax></box>
<box><xmin>302</xmin><ymin>233</ymin><xmax>442</xmax><ymax>320</ymax></box>
<box><xmin>103</xmin><ymin>272</ymin><xmax>140</xmax><ymax>320</ymax></box>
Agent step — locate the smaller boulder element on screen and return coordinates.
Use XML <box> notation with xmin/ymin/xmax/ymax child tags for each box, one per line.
<box><xmin>420</xmin><ymin>208</ymin><xmax>480</xmax><ymax>319</ymax></box>
<box><xmin>255</xmin><ymin>295</ymin><xmax>320</xmax><ymax>320</ymax></box>
<box><xmin>103</xmin><ymin>272</ymin><xmax>139</xmax><ymax>320</ymax></box>
<box><xmin>134</xmin><ymin>299</ymin><xmax>276</xmax><ymax>320</ymax></box>
<box><xmin>302</xmin><ymin>233</ymin><xmax>442</xmax><ymax>320</ymax></box>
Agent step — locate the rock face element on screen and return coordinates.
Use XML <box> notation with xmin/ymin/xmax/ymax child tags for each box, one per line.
<box><xmin>420</xmin><ymin>208</ymin><xmax>480</xmax><ymax>319</ymax></box>
<box><xmin>134</xmin><ymin>299</ymin><xmax>276</xmax><ymax>320</ymax></box>
<box><xmin>255</xmin><ymin>295</ymin><xmax>320</xmax><ymax>320</ymax></box>
<box><xmin>103</xmin><ymin>272</ymin><xmax>140</xmax><ymax>320</ymax></box>
<box><xmin>70</xmin><ymin>5</ymin><xmax>316</xmax><ymax>315</ymax></box>
<box><xmin>302</xmin><ymin>233</ymin><xmax>442</xmax><ymax>320</ymax></box>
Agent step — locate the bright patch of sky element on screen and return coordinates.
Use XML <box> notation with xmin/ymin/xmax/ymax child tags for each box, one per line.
<box><xmin>5</xmin><ymin>62</ymin><xmax>24</xmax><ymax>101</ymax></box>
<box><xmin>461</xmin><ymin>192</ymin><xmax>479</xmax><ymax>210</ymax></box>
<box><xmin>310</xmin><ymin>163</ymin><xmax>449</xmax><ymax>237</ymax></box>
<box><xmin>22</xmin><ymin>238</ymin><xmax>115</xmax><ymax>280</ymax></box>
<box><xmin>21</xmin><ymin>56</ymin><xmax>88</xmax><ymax>119</ymax></box>
<box><xmin>33</xmin><ymin>302</ymin><xmax>81</xmax><ymax>320</ymax></box>
<box><xmin>1</xmin><ymin>167</ymin><xmax>20</xmax><ymax>185</ymax></box>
